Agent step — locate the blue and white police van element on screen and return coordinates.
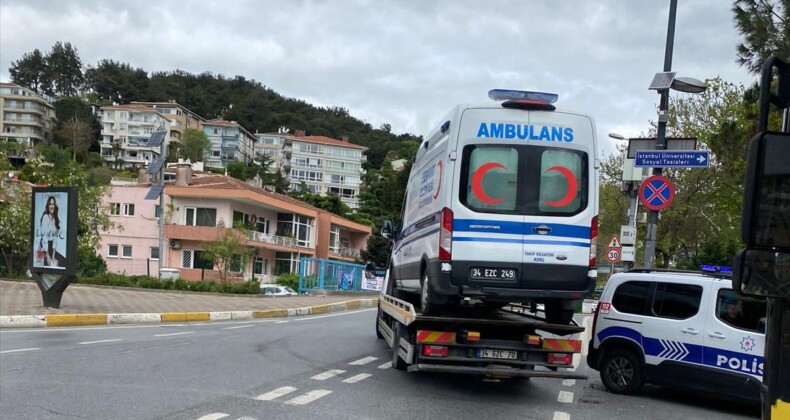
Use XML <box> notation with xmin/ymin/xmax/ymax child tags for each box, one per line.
<box><xmin>587</xmin><ymin>266</ymin><xmax>768</xmax><ymax>401</ymax></box>
<box><xmin>384</xmin><ymin>89</ymin><xmax>600</xmax><ymax>323</ymax></box>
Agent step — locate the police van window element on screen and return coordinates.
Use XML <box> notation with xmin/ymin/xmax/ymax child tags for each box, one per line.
<box><xmin>538</xmin><ymin>149</ymin><xmax>584</xmax><ymax>213</ymax></box>
<box><xmin>612</xmin><ymin>281</ymin><xmax>651</xmax><ymax>315</ymax></box>
<box><xmin>716</xmin><ymin>289</ymin><xmax>768</xmax><ymax>333</ymax></box>
<box><xmin>462</xmin><ymin>146</ymin><xmax>519</xmax><ymax>212</ymax></box>
<box><xmin>652</xmin><ymin>283</ymin><xmax>702</xmax><ymax>319</ymax></box>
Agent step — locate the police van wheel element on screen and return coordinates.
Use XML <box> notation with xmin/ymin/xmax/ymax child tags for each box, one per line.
<box><xmin>391</xmin><ymin>322</ymin><xmax>408</xmax><ymax>370</ymax></box>
<box><xmin>600</xmin><ymin>350</ymin><xmax>644</xmax><ymax>395</ymax></box>
<box><xmin>420</xmin><ymin>272</ymin><xmax>447</xmax><ymax>316</ymax></box>
<box><xmin>375</xmin><ymin>305</ymin><xmax>384</xmax><ymax>339</ymax></box>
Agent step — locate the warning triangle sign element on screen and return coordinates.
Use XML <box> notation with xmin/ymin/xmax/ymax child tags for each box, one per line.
<box><xmin>607</xmin><ymin>235</ymin><xmax>621</xmax><ymax>248</ymax></box>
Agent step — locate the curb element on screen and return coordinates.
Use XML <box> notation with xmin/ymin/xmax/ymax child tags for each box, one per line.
<box><xmin>0</xmin><ymin>299</ymin><xmax>377</xmax><ymax>329</ymax></box>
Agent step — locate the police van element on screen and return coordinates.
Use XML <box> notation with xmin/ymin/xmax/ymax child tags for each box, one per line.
<box><xmin>587</xmin><ymin>267</ymin><xmax>768</xmax><ymax>401</ymax></box>
<box><xmin>384</xmin><ymin>90</ymin><xmax>599</xmax><ymax>323</ymax></box>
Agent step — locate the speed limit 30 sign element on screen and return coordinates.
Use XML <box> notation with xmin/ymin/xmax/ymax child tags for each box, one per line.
<box><xmin>606</xmin><ymin>247</ymin><xmax>621</xmax><ymax>263</ymax></box>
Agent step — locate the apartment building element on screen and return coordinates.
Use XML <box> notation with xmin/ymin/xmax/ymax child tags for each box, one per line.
<box><xmin>130</xmin><ymin>101</ymin><xmax>204</xmax><ymax>142</ymax></box>
<box><xmin>99</xmin><ymin>167</ymin><xmax>371</xmax><ymax>282</ymax></box>
<box><xmin>254</xmin><ymin>130</ymin><xmax>367</xmax><ymax>209</ymax></box>
<box><xmin>203</xmin><ymin>119</ymin><xmax>256</xmax><ymax>170</ymax></box>
<box><xmin>99</xmin><ymin>104</ymin><xmax>171</xmax><ymax>169</ymax></box>
<box><xmin>0</xmin><ymin>82</ymin><xmax>56</xmax><ymax>146</ymax></box>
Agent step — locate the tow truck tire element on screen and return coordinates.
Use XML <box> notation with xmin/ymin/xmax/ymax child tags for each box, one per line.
<box><xmin>391</xmin><ymin>323</ymin><xmax>408</xmax><ymax>371</ymax></box>
<box><xmin>375</xmin><ymin>305</ymin><xmax>384</xmax><ymax>339</ymax></box>
<box><xmin>420</xmin><ymin>272</ymin><xmax>447</xmax><ymax>316</ymax></box>
<box><xmin>600</xmin><ymin>349</ymin><xmax>644</xmax><ymax>395</ymax></box>
<box><xmin>544</xmin><ymin>302</ymin><xmax>575</xmax><ymax>325</ymax></box>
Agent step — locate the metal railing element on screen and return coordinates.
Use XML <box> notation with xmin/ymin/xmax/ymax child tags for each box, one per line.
<box><xmin>298</xmin><ymin>258</ymin><xmax>366</xmax><ymax>292</ymax></box>
<box><xmin>247</xmin><ymin>231</ymin><xmax>302</xmax><ymax>248</ymax></box>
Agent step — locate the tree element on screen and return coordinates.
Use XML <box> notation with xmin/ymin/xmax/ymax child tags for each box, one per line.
<box><xmin>202</xmin><ymin>227</ymin><xmax>254</xmax><ymax>283</ymax></box>
<box><xmin>84</xmin><ymin>59</ymin><xmax>149</xmax><ymax>104</ymax></box>
<box><xmin>111</xmin><ymin>140</ymin><xmax>123</xmax><ymax>169</ymax></box>
<box><xmin>8</xmin><ymin>49</ymin><xmax>50</xmax><ymax>94</ymax></box>
<box><xmin>0</xmin><ymin>181</ymin><xmax>32</xmax><ymax>276</ymax></box>
<box><xmin>56</xmin><ymin>116</ymin><xmax>92</xmax><ymax>162</ymax></box>
<box><xmin>179</xmin><ymin>128</ymin><xmax>210</xmax><ymax>162</ymax></box>
<box><xmin>733</xmin><ymin>0</ymin><xmax>790</xmax><ymax>75</ymax></box>
<box><xmin>53</xmin><ymin>97</ymin><xmax>101</xmax><ymax>155</ymax></box>
<box><xmin>45</xmin><ymin>41</ymin><xmax>84</xmax><ymax>97</ymax></box>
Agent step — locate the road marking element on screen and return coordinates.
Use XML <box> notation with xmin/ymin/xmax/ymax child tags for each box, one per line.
<box><xmin>154</xmin><ymin>332</ymin><xmax>194</xmax><ymax>337</ymax></box>
<box><xmin>349</xmin><ymin>356</ymin><xmax>377</xmax><ymax>366</ymax></box>
<box><xmin>311</xmin><ymin>369</ymin><xmax>345</xmax><ymax>380</ymax></box>
<box><xmin>223</xmin><ymin>325</ymin><xmax>254</xmax><ymax>330</ymax></box>
<box><xmin>0</xmin><ymin>319</ymin><xmax>280</xmax><ymax>335</ymax></box>
<box><xmin>275</xmin><ymin>321</ymin><xmax>289</xmax><ymax>324</ymax></box>
<box><xmin>342</xmin><ymin>373</ymin><xmax>372</xmax><ymax>383</ymax></box>
<box><xmin>236</xmin><ymin>417</ymin><xmax>256</xmax><ymax>420</ymax></box>
<box><xmin>78</xmin><ymin>339</ymin><xmax>121</xmax><ymax>345</ymax></box>
<box><xmin>557</xmin><ymin>390</ymin><xmax>574</xmax><ymax>403</ymax></box>
<box><xmin>255</xmin><ymin>386</ymin><xmax>297</xmax><ymax>401</ymax></box>
<box><xmin>0</xmin><ymin>347</ymin><xmax>40</xmax><ymax>354</ymax></box>
<box><xmin>284</xmin><ymin>389</ymin><xmax>332</xmax><ymax>405</ymax></box>
<box><xmin>194</xmin><ymin>414</ymin><xmax>229</xmax><ymax>420</ymax></box>
<box><xmin>292</xmin><ymin>308</ymin><xmax>375</xmax><ymax>322</ymax></box>
<box><xmin>377</xmin><ymin>362</ymin><xmax>391</xmax><ymax>370</ymax></box>
<box><xmin>553</xmin><ymin>412</ymin><xmax>571</xmax><ymax>420</ymax></box>
<box><xmin>562</xmin><ymin>379</ymin><xmax>576</xmax><ymax>387</ymax></box>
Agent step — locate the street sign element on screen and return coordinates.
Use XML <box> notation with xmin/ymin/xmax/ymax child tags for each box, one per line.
<box><xmin>606</xmin><ymin>247</ymin><xmax>621</xmax><ymax>263</ymax></box>
<box><xmin>607</xmin><ymin>235</ymin><xmax>621</xmax><ymax>249</ymax></box>
<box><xmin>639</xmin><ymin>175</ymin><xmax>675</xmax><ymax>211</ymax></box>
<box><xmin>634</xmin><ymin>150</ymin><xmax>710</xmax><ymax>168</ymax></box>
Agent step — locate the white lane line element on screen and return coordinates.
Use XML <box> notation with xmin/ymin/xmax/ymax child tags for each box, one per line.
<box><xmin>557</xmin><ymin>390</ymin><xmax>574</xmax><ymax>403</ymax></box>
<box><xmin>285</xmin><ymin>390</ymin><xmax>332</xmax><ymax>405</ymax></box>
<box><xmin>275</xmin><ymin>321</ymin><xmax>289</xmax><ymax>324</ymax></box>
<box><xmin>377</xmin><ymin>362</ymin><xmax>391</xmax><ymax>370</ymax></box>
<box><xmin>349</xmin><ymin>356</ymin><xmax>377</xmax><ymax>365</ymax></box>
<box><xmin>342</xmin><ymin>373</ymin><xmax>372</xmax><ymax>383</ymax></box>
<box><xmin>311</xmin><ymin>369</ymin><xmax>345</xmax><ymax>380</ymax></box>
<box><xmin>292</xmin><ymin>308</ymin><xmax>375</xmax><ymax>322</ymax></box>
<box><xmin>154</xmin><ymin>332</ymin><xmax>194</xmax><ymax>337</ymax></box>
<box><xmin>553</xmin><ymin>412</ymin><xmax>571</xmax><ymax>420</ymax></box>
<box><xmin>562</xmin><ymin>379</ymin><xmax>576</xmax><ymax>387</ymax></box>
<box><xmin>236</xmin><ymin>417</ymin><xmax>256</xmax><ymax>420</ymax></box>
<box><xmin>194</xmin><ymin>414</ymin><xmax>229</xmax><ymax>420</ymax></box>
<box><xmin>222</xmin><ymin>325</ymin><xmax>254</xmax><ymax>330</ymax></box>
<box><xmin>78</xmin><ymin>339</ymin><xmax>121</xmax><ymax>345</ymax></box>
<box><xmin>0</xmin><ymin>347</ymin><xmax>40</xmax><ymax>354</ymax></box>
<box><xmin>255</xmin><ymin>386</ymin><xmax>298</xmax><ymax>401</ymax></box>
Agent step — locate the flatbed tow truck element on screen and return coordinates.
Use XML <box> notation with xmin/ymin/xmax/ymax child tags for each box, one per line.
<box><xmin>376</xmin><ymin>272</ymin><xmax>587</xmax><ymax>381</ymax></box>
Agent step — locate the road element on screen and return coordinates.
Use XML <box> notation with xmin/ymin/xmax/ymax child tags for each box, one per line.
<box><xmin>0</xmin><ymin>310</ymin><xmax>759</xmax><ymax>420</ymax></box>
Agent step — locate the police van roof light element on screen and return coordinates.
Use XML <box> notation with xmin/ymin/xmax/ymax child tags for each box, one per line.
<box><xmin>700</xmin><ymin>265</ymin><xmax>733</xmax><ymax>273</ymax></box>
<box><xmin>488</xmin><ymin>89</ymin><xmax>559</xmax><ymax>104</ymax></box>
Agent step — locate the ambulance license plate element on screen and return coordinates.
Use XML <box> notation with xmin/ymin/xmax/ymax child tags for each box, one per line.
<box><xmin>476</xmin><ymin>349</ymin><xmax>518</xmax><ymax>360</ymax></box>
<box><xmin>470</xmin><ymin>267</ymin><xmax>517</xmax><ymax>280</ymax></box>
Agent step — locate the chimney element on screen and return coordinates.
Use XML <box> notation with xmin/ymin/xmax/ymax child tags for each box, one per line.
<box><xmin>295</xmin><ymin>130</ymin><xmax>306</xmax><ymax>137</ymax></box>
<box><xmin>175</xmin><ymin>163</ymin><xmax>192</xmax><ymax>187</ymax></box>
<box><xmin>341</xmin><ymin>136</ymin><xmax>349</xmax><ymax>143</ymax></box>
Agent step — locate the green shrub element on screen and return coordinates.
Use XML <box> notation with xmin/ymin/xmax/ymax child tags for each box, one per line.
<box><xmin>277</xmin><ymin>273</ymin><xmax>299</xmax><ymax>290</ymax></box>
<box><xmin>173</xmin><ymin>279</ymin><xmax>190</xmax><ymax>290</ymax></box>
<box><xmin>77</xmin><ymin>246</ymin><xmax>107</xmax><ymax>278</ymax></box>
<box><xmin>190</xmin><ymin>280</ymin><xmax>215</xmax><ymax>293</ymax></box>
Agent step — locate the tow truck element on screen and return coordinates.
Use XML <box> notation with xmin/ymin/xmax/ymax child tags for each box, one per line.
<box><xmin>374</xmin><ymin>267</ymin><xmax>587</xmax><ymax>380</ymax></box>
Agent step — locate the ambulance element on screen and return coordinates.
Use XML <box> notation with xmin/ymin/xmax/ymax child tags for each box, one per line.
<box><xmin>384</xmin><ymin>89</ymin><xmax>599</xmax><ymax>324</ymax></box>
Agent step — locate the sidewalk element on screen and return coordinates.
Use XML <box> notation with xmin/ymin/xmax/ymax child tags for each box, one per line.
<box><xmin>0</xmin><ymin>280</ymin><xmax>378</xmax><ymax>328</ymax></box>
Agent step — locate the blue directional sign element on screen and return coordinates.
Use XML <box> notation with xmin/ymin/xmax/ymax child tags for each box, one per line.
<box><xmin>634</xmin><ymin>150</ymin><xmax>710</xmax><ymax>168</ymax></box>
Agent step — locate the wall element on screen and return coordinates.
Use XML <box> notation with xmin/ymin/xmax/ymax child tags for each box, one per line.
<box><xmin>100</xmin><ymin>186</ymin><xmax>162</xmax><ymax>276</ymax></box>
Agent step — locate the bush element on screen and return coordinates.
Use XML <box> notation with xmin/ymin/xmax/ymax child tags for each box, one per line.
<box><xmin>77</xmin><ymin>246</ymin><xmax>107</xmax><ymax>278</ymax></box>
<box><xmin>75</xmin><ymin>273</ymin><xmax>261</xmax><ymax>294</ymax></box>
<box><xmin>277</xmin><ymin>272</ymin><xmax>299</xmax><ymax>290</ymax></box>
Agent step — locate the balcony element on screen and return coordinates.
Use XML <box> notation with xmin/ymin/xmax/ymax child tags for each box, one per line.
<box><xmin>164</xmin><ymin>225</ymin><xmax>312</xmax><ymax>252</ymax></box>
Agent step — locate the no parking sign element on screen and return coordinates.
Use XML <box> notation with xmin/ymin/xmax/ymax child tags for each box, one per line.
<box><xmin>639</xmin><ymin>175</ymin><xmax>675</xmax><ymax>211</ymax></box>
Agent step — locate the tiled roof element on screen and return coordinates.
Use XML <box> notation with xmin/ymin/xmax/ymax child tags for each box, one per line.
<box><xmin>294</xmin><ymin>135</ymin><xmax>368</xmax><ymax>150</ymax></box>
<box><xmin>184</xmin><ymin>175</ymin><xmax>326</xmax><ymax>213</ymax></box>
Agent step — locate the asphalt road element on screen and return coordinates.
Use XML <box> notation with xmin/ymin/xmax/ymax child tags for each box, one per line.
<box><xmin>0</xmin><ymin>311</ymin><xmax>760</xmax><ymax>420</ymax></box>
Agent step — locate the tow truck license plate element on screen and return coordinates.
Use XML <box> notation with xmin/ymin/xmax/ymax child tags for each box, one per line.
<box><xmin>470</xmin><ymin>267</ymin><xmax>516</xmax><ymax>280</ymax></box>
<box><xmin>477</xmin><ymin>349</ymin><xmax>518</xmax><ymax>360</ymax></box>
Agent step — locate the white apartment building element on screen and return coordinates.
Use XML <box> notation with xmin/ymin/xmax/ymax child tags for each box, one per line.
<box><xmin>203</xmin><ymin>119</ymin><xmax>256</xmax><ymax>170</ymax></box>
<box><xmin>0</xmin><ymin>82</ymin><xmax>56</xmax><ymax>146</ymax></box>
<box><xmin>254</xmin><ymin>130</ymin><xmax>367</xmax><ymax>209</ymax></box>
<box><xmin>99</xmin><ymin>104</ymin><xmax>171</xmax><ymax>169</ymax></box>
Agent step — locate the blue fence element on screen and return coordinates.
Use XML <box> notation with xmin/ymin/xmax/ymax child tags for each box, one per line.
<box><xmin>298</xmin><ymin>258</ymin><xmax>366</xmax><ymax>293</ymax></box>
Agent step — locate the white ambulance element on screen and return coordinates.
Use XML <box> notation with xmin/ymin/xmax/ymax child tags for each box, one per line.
<box><xmin>384</xmin><ymin>90</ymin><xmax>600</xmax><ymax>323</ymax></box>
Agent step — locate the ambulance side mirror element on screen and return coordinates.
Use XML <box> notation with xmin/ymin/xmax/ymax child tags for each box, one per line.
<box><xmin>381</xmin><ymin>220</ymin><xmax>394</xmax><ymax>240</ymax></box>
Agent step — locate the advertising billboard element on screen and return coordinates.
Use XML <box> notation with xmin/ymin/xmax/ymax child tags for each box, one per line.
<box><xmin>30</xmin><ymin>187</ymin><xmax>78</xmax><ymax>275</ymax></box>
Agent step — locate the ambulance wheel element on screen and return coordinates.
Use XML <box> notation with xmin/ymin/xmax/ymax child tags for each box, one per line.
<box><xmin>391</xmin><ymin>322</ymin><xmax>408</xmax><ymax>371</ymax></box>
<box><xmin>545</xmin><ymin>302</ymin><xmax>574</xmax><ymax>325</ymax></box>
<box><xmin>600</xmin><ymin>350</ymin><xmax>644</xmax><ymax>395</ymax></box>
<box><xmin>420</xmin><ymin>272</ymin><xmax>447</xmax><ymax>316</ymax></box>
<box><xmin>375</xmin><ymin>305</ymin><xmax>384</xmax><ymax>339</ymax></box>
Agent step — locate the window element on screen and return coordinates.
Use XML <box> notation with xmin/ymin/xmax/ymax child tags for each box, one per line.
<box><xmin>150</xmin><ymin>247</ymin><xmax>160</xmax><ymax>260</ymax></box>
<box><xmin>330</xmin><ymin>225</ymin><xmax>340</xmax><ymax>253</ymax></box>
<box><xmin>462</xmin><ymin>146</ymin><xmax>518</xmax><ymax>212</ymax></box>
<box><xmin>120</xmin><ymin>123</ymin><xmax>127</xmax><ymax>131</ymax></box>
<box><xmin>716</xmin><ymin>289</ymin><xmax>768</xmax><ymax>333</ymax></box>
<box><xmin>122</xmin><ymin>245</ymin><xmax>133</xmax><ymax>258</ymax></box>
<box><xmin>275</xmin><ymin>252</ymin><xmax>297</xmax><ymax>275</ymax></box>
<box><xmin>229</xmin><ymin>255</ymin><xmax>245</xmax><ymax>272</ymax></box>
<box><xmin>253</xmin><ymin>257</ymin><xmax>269</xmax><ymax>276</ymax></box>
<box><xmin>109</xmin><ymin>203</ymin><xmax>120</xmax><ymax>215</ymax></box>
<box><xmin>612</xmin><ymin>281</ymin><xmax>651</xmax><ymax>315</ymax></box>
<box><xmin>185</xmin><ymin>207</ymin><xmax>217</xmax><ymax>226</ymax></box>
<box><xmin>108</xmin><ymin>244</ymin><xmax>119</xmax><ymax>257</ymax></box>
<box><xmin>182</xmin><ymin>250</ymin><xmax>214</xmax><ymax>269</ymax></box>
<box><xmin>154</xmin><ymin>205</ymin><xmax>161</xmax><ymax>219</ymax></box>
<box><xmin>652</xmin><ymin>283</ymin><xmax>703</xmax><ymax>319</ymax></box>
<box><xmin>213</xmin><ymin>128</ymin><xmax>219</xmax><ymax>134</ymax></box>
<box><xmin>538</xmin><ymin>149</ymin><xmax>584</xmax><ymax>214</ymax></box>
<box><xmin>124</xmin><ymin>203</ymin><xmax>135</xmax><ymax>216</ymax></box>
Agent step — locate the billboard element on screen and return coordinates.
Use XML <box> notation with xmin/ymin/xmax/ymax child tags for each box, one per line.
<box><xmin>30</xmin><ymin>187</ymin><xmax>78</xmax><ymax>274</ymax></box>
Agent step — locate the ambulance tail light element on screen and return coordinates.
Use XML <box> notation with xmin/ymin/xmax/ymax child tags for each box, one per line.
<box><xmin>589</xmin><ymin>216</ymin><xmax>598</xmax><ymax>268</ymax></box>
<box><xmin>439</xmin><ymin>207</ymin><xmax>453</xmax><ymax>262</ymax></box>
<box><xmin>547</xmin><ymin>353</ymin><xmax>573</xmax><ymax>366</ymax></box>
<box><xmin>422</xmin><ymin>345</ymin><xmax>449</xmax><ymax>358</ymax></box>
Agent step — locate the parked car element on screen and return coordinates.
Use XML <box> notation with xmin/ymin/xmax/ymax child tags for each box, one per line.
<box><xmin>260</xmin><ymin>285</ymin><xmax>298</xmax><ymax>297</ymax></box>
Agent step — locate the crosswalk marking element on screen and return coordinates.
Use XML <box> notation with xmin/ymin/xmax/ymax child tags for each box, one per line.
<box><xmin>255</xmin><ymin>386</ymin><xmax>297</xmax><ymax>401</ymax></box>
<box><xmin>349</xmin><ymin>356</ymin><xmax>377</xmax><ymax>365</ymax></box>
<box><xmin>342</xmin><ymin>373</ymin><xmax>371</xmax><ymax>383</ymax></box>
<box><xmin>311</xmin><ymin>369</ymin><xmax>345</xmax><ymax>380</ymax></box>
<box><xmin>553</xmin><ymin>412</ymin><xmax>571</xmax><ymax>420</ymax></box>
<box><xmin>284</xmin><ymin>390</ymin><xmax>332</xmax><ymax>405</ymax></box>
<box><xmin>194</xmin><ymin>414</ymin><xmax>229</xmax><ymax>420</ymax></box>
<box><xmin>377</xmin><ymin>362</ymin><xmax>391</xmax><ymax>370</ymax></box>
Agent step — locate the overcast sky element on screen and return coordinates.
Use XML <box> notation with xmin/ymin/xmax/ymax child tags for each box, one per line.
<box><xmin>0</xmin><ymin>0</ymin><xmax>756</xmax><ymax>158</ymax></box>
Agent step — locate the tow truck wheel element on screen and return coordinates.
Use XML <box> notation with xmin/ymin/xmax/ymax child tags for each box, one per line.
<box><xmin>375</xmin><ymin>305</ymin><xmax>384</xmax><ymax>339</ymax></box>
<box><xmin>600</xmin><ymin>349</ymin><xmax>644</xmax><ymax>395</ymax></box>
<box><xmin>544</xmin><ymin>302</ymin><xmax>575</xmax><ymax>325</ymax></box>
<box><xmin>420</xmin><ymin>272</ymin><xmax>447</xmax><ymax>316</ymax></box>
<box><xmin>391</xmin><ymin>322</ymin><xmax>408</xmax><ymax>370</ymax></box>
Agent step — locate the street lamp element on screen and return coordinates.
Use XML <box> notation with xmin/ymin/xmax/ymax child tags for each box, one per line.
<box><xmin>609</xmin><ymin>133</ymin><xmax>640</xmax><ymax>271</ymax></box>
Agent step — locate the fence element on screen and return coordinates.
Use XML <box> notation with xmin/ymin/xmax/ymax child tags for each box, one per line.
<box><xmin>298</xmin><ymin>258</ymin><xmax>367</xmax><ymax>293</ymax></box>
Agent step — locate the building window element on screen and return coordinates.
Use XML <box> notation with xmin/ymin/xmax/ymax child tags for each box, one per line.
<box><xmin>213</xmin><ymin>128</ymin><xmax>219</xmax><ymax>134</ymax></box>
<box><xmin>182</xmin><ymin>250</ymin><xmax>214</xmax><ymax>269</ymax></box>
<box><xmin>185</xmin><ymin>207</ymin><xmax>217</xmax><ymax>226</ymax></box>
<box><xmin>229</xmin><ymin>255</ymin><xmax>245</xmax><ymax>272</ymax></box>
<box><xmin>274</xmin><ymin>252</ymin><xmax>297</xmax><ymax>275</ymax></box>
<box><xmin>109</xmin><ymin>203</ymin><xmax>120</xmax><ymax>215</ymax></box>
<box><xmin>150</xmin><ymin>247</ymin><xmax>159</xmax><ymax>260</ymax></box>
<box><xmin>154</xmin><ymin>205</ymin><xmax>161</xmax><ymax>219</ymax></box>
<box><xmin>253</xmin><ymin>257</ymin><xmax>269</xmax><ymax>276</ymax></box>
<box><xmin>122</xmin><ymin>245</ymin><xmax>133</xmax><ymax>258</ymax></box>
<box><xmin>124</xmin><ymin>203</ymin><xmax>135</xmax><ymax>216</ymax></box>
<box><xmin>330</xmin><ymin>225</ymin><xmax>340</xmax><ymax>253</ymax></box>
<box><xmin>108</xmin><ymin>244</ymin><xmax>119</xmax><ymax>257</ymax></box>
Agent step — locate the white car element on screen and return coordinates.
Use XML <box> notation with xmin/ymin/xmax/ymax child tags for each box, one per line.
<box><xmin>260</xmin><ymin>285</ymin><xmax>298</xmax><ymax>296</ymax></box>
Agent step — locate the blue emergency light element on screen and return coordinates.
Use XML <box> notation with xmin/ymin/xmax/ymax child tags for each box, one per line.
<box><xmin>488</xmin><ymin>89</ymin><xmax>559</xmax><ymax>103</ymax></box>
<box><xmin>700</xmin><ymin>265</ymin><xmax>733</xmax><ymax>273</ymax></box>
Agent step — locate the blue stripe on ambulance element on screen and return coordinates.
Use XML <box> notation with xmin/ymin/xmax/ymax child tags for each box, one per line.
<box><xmin>453</xmin><ymin>219</ymin><xmax>590</xmax><ymax>239</ymax></box>
<box><xmin>452</xmin><ymin>237</ymin><xmax>590</xmax><ymax>247</ymax></box>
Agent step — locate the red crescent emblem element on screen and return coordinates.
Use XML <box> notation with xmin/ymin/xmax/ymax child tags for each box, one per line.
<box><xmin>472</xmin><ymin>162</ymin><xmax>506</xmax><ymax>205</ymax></box>
<box><xmin>543</xmin><ymin>166</ymin><xmax>577</xmax><ymax>207</ymax></box>
<box><xmin>433</xmin><ymin>161</ymin><xmax>443</xmax><ymax>199</ymax></box>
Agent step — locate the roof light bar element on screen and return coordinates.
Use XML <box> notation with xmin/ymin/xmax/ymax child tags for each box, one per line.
<box><xmin>699</xmin><ymin>265</ymin><xmax>733</xmax><ymax>273</ymax></box>
<box><xmin>488</xmin><ymin>89</ymin><xmax>558</xmax><ymax>103</ymax></box>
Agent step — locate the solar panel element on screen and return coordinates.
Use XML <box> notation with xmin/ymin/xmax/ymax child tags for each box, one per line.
<box><xmin>648</xmin><ymin>72</ymin><xmax>676</xmax><ymax>90</ymax></box>
<box><xmin>145</xmin><ymin>130</ymin><xmax>166</xmax><ymax>148</ymax></box>
<box><xmin>147</xmin><ymin>158</ymin><xmax>164</xmax><ymax>174</ymax></box>
<box><xmin>145</xmin><ymin>184</ymin><xmax>165</xmax><ymax>200</ymax></box>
